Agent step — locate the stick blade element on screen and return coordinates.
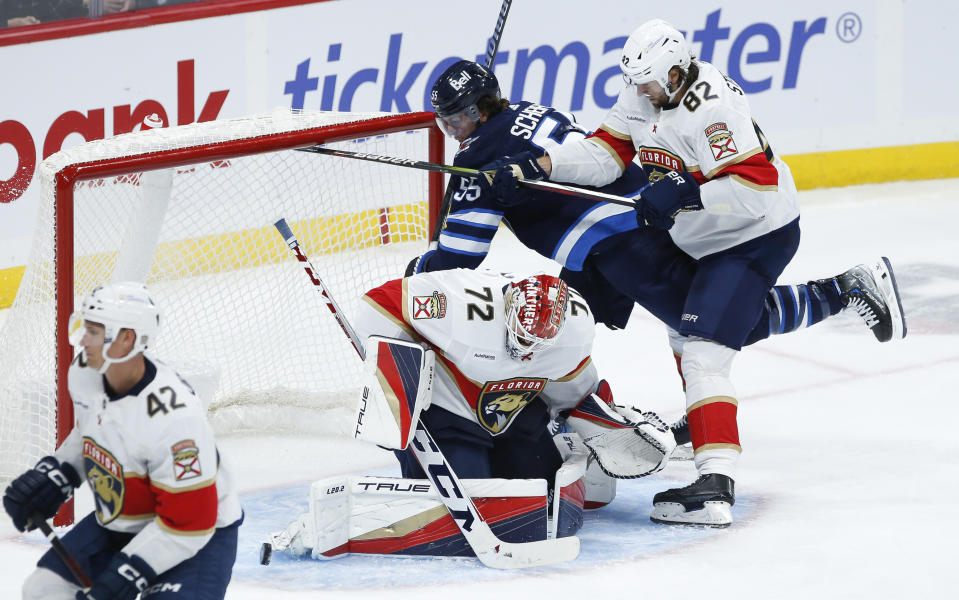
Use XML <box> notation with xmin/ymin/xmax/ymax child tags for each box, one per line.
<box><xmin>476</xmin><ymin>535</ymin><xmax>580</xmax><ymax>569</ymax></box>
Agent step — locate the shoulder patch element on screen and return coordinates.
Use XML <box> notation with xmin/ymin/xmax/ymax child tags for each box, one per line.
<box><xmin>705</xmin><ymin>122</ymin><xmax>738</xmax><ymax>160</ymax></box>
<box><xmin>171</xmin><ymin>439</ymin><xmax>202</xmax><ymax>481</ymax></box>
<box><xmin>412</xmin><ymin>292</ymin><xmax>447</xmax><ymax>320</ymax></box>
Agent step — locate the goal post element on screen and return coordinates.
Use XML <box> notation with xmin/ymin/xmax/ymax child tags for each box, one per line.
<box><xmin>0</xmin><ymin>109</ymin><xmax>444</xmax><ymax>523</ymax></box>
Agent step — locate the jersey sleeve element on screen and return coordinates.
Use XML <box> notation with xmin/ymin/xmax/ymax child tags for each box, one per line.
<box><xmin>541</xmin><ymin>358</ymin><xmax>599</xmax><ymax>417</ymax></box>
<box><xmin>358</xmin><ymin>274</ymin><xmax>458</xmax><ymax>355</ymax></box>
<box><xmin>691</xmin><ymin>102</ymin><xmax>789</xmax><ymax>220</ymax></box>
<box><xmin>53</xmin><ymin>428</ymin><xmax>86</xmax><ymax>483</ymax></box>
<box><xmin>547</xmin><ymin>89</ymin><xmax>642</xmax><ymax>186</ymax></box>
<box><xmin>122</xmin><ymin>387</ymin><xmax>220</xmax><ymax>575</ymax></box>
<box><xmin>424</xmin><ymin>170</ymin><xmax>505</xmax><ymax>271</ymax></box>
<box><xmin>356</xmin><ymin>278</ymin><xmax>419</xmax><ymax>347</ymax></box>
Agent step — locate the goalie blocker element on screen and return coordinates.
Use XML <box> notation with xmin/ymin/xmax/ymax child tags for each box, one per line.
<box><xmin>353</xmin><ymin>336</ymin><xmax>434</xmax><ymax>450</ymax></box>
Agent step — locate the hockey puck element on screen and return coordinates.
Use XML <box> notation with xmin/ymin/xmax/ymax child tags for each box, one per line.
<box><xmin>259</xmin><ymin>542</ymin><xmax>272</xmax><ymax>565</ymax></box>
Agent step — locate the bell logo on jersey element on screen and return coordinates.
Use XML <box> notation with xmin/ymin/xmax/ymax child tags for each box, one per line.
<box><xmin>171</xmin><ymin>439</ymin><xmax>202</xmax><ymax>481</ymax></box>
<box><xmin>82</xmin><ymin>438</ymin><xmax>125</xmax><ymax>525</ymax></box>
<box><xmin>476</xmin><ymin>378</ymin><xmax>547</xmax><ymax>435</ymax></box>
<box><xmin>412</xmin><ymin>292</ymin><xmax>447</xmax><ymax>320</ymax></box>
<box><xmin>705</xmin><ymin>122</ymin><xmax>739</xmax><ymax>160</ymax></box>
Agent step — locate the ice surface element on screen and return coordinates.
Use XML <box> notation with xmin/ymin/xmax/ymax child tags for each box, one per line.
<box><xmin>1</xmin><ymin>179</ymin><xmax>956</xmax><ymax>599</ymax></box>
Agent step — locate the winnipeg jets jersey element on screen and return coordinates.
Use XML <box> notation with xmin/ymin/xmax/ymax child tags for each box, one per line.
<box><xmin>355</xmin><ymin>269</ymin><xmax>599</xmax><ymax>436</ymax></box>
<box><xmin>425</xmin><ymin>101</ymin><xmax>649</xmax><ymax>272</ymax></box>
<box><xmin>548</xmin><ymin>60</ymin><xmax>799</xmax><ymax>259</ymax></box>
<box><xmin>55</xmin><ymin>356</ymin><xmax>242</xmax><ymax>576</ymax></box>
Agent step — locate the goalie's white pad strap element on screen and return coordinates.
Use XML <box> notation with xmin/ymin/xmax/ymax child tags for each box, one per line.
<box><xmin>552</xmin><ymin>428</ymin><xmax>616</xmax><ymax>509</ymax></box>
<box><xmin>567</xmin><ymin>393</ymin><xmax>676</xmax><ymax>479</ymax></box>
<box><xmin>274</xmin><ymin>476</ymin><xmax>548</xmax><ymax>560</ymax></box>
<box><xmin>551</xmin><ymin>433</ymin><xmax>587</xmax><ymax>540</ymax></box>
<box><xmin>353</xmin><ymin>335</ymin><xmax>434</xmax><ymax>450</ymax></box>
<box><xmin>584</xmin><ymin>458</ymin><xmax>617</xmax><ymax>508</ymax></box>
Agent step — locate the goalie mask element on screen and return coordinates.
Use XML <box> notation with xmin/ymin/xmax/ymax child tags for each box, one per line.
<box><xmin>503</xmin><ymin>275</ymin><xmax>569</xmax><ymax>361</ymax></box>
<box><xmin>431</xmin><ymin>60</ymin><xmax>500</xmax><ymax>139</ymax></box>
<box><xmin>70</xmin><ymin>281</ymin><xmax>160</xmax><ymax>373</ymax></box>
<box><xmin>620</xmin><ymin>19</ymin><xmax>693</xmax><ymax>103</ymax></box>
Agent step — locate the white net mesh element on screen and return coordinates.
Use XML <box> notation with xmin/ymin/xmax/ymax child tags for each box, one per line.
<box><xmin>0</xmin><ymin>109</ymin><xmax>436</xmax><ymax>483</ymax></box>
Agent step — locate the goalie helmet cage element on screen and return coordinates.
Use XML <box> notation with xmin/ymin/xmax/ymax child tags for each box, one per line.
<box><xmin>0</xmin><ymin>109</ymin><xmax>444</xmax><ymax>524</ymax></box>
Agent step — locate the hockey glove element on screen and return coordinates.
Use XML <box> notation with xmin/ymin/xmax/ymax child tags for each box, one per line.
<box><xmin>637</xmin><ymin>170</ymin><xmax>703</xmax><ymax>230</ymax></box>
<box><xmin>76</xmin><ymin>553</ymin><xmax>157</xmax><ymax>600</ymax></box>
<box><xmin>3</xmin><ymin>456</ymin><xmax>80</xmax><ymax>532</ymax></box>
<box><xmin>478</xmin><ymin>151</ymin><xmax>548</xmax><ymax>207</ymax></box>
<box><xmin>404</xmin><ymin>249</ymin><xmax>435</xmax><ymax>276</ymax></box>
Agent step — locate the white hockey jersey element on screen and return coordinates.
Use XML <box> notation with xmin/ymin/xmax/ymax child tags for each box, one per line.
<box><xmin>548</xmin><ymin>60</ymin><xmax>799</xmax><ymax>259</ymax></box>
<box><xmin>355</xmin><ymin>269</ymin><xmax>599</xmax><ymax>436</ymax></box>
<box><xmin>55</xmin><ymin>356</ymin><xmax>243</xmax><ymax>576</ymax></box>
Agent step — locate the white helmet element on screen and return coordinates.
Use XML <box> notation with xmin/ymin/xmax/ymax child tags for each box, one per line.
<box><xmin>620</xmin><ymin>19</ymin><xmax>693</xmax><ymax>100</ymax></box>
<box><xmin>73</xmin><ymin>281</ymin><xmax>160</xmax><ymax>372</ymax></box>
<box><xmin>503</xmin><ymin>274</ymin><xmax>569</xmax><ymax>361</ymax></box>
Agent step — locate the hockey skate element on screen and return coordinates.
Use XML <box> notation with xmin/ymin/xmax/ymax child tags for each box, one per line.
<box><xmin>650</xmin><ymin>473</ymin><xmax>734</xmax><ymax>527</ymax></box>
<box><xmin>668</xmin><ymin>414</ymin><xmax>693</xmax><ymax>461</ymax></box>
<box><xmin>834</xmin><ymin>257</ymin><xmax>906</xmax><ymax>342</ymax></box>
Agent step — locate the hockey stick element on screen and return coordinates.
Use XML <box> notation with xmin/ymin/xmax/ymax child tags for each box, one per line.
<box><xmin>483</xmin><ymin>0</ymin><xmax>512</xmax><ymax>72</ymax></box>
<box><xmin>426</xmin><ymin>0</ymin><xmax>515</xmax><ymax>247</ymax></box>
<box><xmin>298</xmin><ymin>146</ymin><xmax>640</xmax><ymax>208</ymax></box>
<box><xmin>34</xmin><ymin>516</ymin><xmax>93</xmax><ymax>588</ymax></box>
<box><xmin>422</xmin><ymin>0</ymin><xmax>516</xmax><ymax>247</ymax></box>
<box><xmin>273</xmin><ymin>218</ymin><xmax>580</xmax><ymax>569</ymax></box>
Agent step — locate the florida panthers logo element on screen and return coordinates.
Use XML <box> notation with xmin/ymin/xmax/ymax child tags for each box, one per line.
<box><xmin>638</xmin><ymin>147</ymin><xmax>688</xmax><ymax>184</ymax></box>
<box><xmin>476</xmin><ymin>378</ymin><xmax>547</xmax><ymax>435</ymax></box>
<box><xmin>82</xmin><ymin>438</ymin><xmax>124</xmax><ymax>524</ymax></box>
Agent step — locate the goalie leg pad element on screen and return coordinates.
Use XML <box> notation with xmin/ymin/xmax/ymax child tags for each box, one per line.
<box><xmin>269</xmin><ymin>476</ymin><xmax>550</xmax><ymax>560</ymax></box>
<box><xmin>354</xmin><ymin>336</ymin><xmax>434</xmax><ymax>450</ymax></box>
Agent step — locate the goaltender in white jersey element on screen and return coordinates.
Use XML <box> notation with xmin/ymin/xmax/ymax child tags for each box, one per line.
<box><xmin>357</xmin><ymin>268</ymin><xmax>600</xmax><ymax>435</ymax></box>
<box><xmin>264</xmin><ymin>269</ymin><xmax>676</xmax><ymax>562</ymax></box>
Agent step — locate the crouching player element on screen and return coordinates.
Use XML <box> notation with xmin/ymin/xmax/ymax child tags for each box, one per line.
<box><xmin>266</xmin><ymin>269</ymin><xmax>675</xmax><ymax>561</ymax></box>
<box><xmin>3</xmin><ymin>282</ymin><xmax>243</xmax><ymax>599</ymax></box>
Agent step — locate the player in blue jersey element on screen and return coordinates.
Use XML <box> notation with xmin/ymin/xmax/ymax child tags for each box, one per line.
<box><xmin>415</xmin><ymin>59</ymin><xmax>902</xmax><ymax>346</ymax></box>
<box><xmin>410</xmin><ymin>59</ymin><xmax>907</xmax><ymax>526</ymax></box>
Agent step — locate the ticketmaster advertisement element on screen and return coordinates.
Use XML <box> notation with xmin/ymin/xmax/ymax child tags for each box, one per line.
<box><xmin>0</xmin><ymin>0</ymin><xmax>955</xmax><ymax>269</ymax></box>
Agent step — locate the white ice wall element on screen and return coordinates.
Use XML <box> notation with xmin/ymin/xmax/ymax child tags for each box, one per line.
<box><xmin>1</xmin><ymin>0</ymin><xmax>956</xmax><ymax>267</ymax></box>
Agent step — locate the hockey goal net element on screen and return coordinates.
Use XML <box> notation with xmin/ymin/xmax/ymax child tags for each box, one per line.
<box><xmin>0</xmin><ymin>109</ymin><xmax>443</xmax><ymax>492</ymax></box>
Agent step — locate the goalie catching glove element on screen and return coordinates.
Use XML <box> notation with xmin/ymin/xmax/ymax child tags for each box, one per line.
<box><xmin>565</xmin><ymin>380</ymin><xmax>676</xmax><ymax>478</ymax></box>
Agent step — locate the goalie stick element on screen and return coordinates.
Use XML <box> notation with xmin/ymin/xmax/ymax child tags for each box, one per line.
<box><xmin>273</xmin><ymin>218</ymin><xmax>580</xmax><ymax>569</ymax></box>
<box><xmin>297</xmin><ymin>145</ymin><xmax>643</xmax><ymax>208</ymax></box>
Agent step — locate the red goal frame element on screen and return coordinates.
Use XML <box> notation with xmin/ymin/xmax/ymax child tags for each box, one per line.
<box><xmin>50</xmin><ymin>111</ymin><xmax>444</xmax><ymax>524</ymax></box>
